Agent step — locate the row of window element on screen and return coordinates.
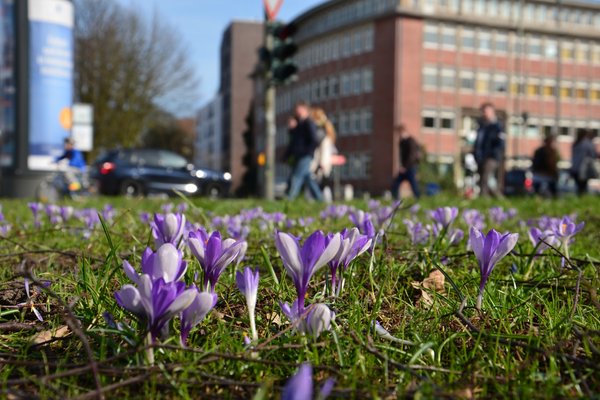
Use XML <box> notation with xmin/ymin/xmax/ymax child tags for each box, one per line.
<box><xmin>422</xmin><ymin>66</ymin><xmax>600</xmax><ymax>101</ymax></box>
<box><xmin>296</xmin><ymin>25</ymin><xmax>374</xmax><ymax>70</ymax></box>
<box><xmin>339</xmin><ymin>152</ymin><xmax>372</xmax><ymax>180</ymax></box>
<box><xmin>420</xmin><ymin>109</ymin><xmax>600</xmax><ymax>139</ymax></box>
<box><xmin>298</xmin><ymin>0</ymin><xmax>396</xmax><ymax>42</ymax></box>
<box><xmin>508</xmin><ymin>119</ymin><xmax>600</xmax><ymax>139</ymax></box>
<box><xmin>332</xmin><ymin>108</ymin><xmax>373</xmax><ymax>137</ymax></box>
<box><xmin>416</xmin><ymin>0</ymin><xmax>600</xmax><ymax>30</ymax></box>
<box><xmin>276</xmin><ymin>68</ymin><xmax>373</xmax><ymax>115</ymax></box>
<box><xmin>424</xmin><ymin>22</ymin><xmax>600</xmax><ymax>63</ymax></box>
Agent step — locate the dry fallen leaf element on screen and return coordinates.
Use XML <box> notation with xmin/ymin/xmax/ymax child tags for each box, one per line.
<box><xmin>265</xmin><ymin>312</ymin><xmax>282</xmax><ymax>326</ymax></box>
<box><xmin>411</xmin><ymin>270</ymin><xmax>445</xmax><ymax>308</ymax></box>
<box><xmin>32</xmin><ymin>325</ymin><xmax>70</xmax><ymax>344</ymax></box>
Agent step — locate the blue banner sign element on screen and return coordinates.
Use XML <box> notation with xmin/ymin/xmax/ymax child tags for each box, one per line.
<box><xmin>28</xmin><ymin>0</ymin><xmax>73</xmax><ymax>170</ymax></box>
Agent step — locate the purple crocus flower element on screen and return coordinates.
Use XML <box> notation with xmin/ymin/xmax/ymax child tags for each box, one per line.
<box><xmin>60</xmin><ymin>206</ymin><xmax>74</xmax><ymax>222</ymax></box>
<box><xmin>448</xmin><ymin>228</ymin><xmax>464</xmax><ymax>246</ymax></box>
<box><xmin>275</xmin><ymin>230</ymin><xmax>341</xmax><ymax>312</ymax></box>
<box><xmin>551</xmin><ymin>216</ymin><xmax>584</xmax><ymax>248</ymax></box>
<box><xmin>152</xmin><ymin>213</ymin><xmax>186</xmax><ymax>247</ymax></box>
<box><xmin>188</xmin><ymin>229</ymin><xmax>245</xmax><ymax>292</ymax></box>
<box><xmin>282</xmin><ymin>363</ymin><xmax>334</xmax><ymax>400</ymax></box>
<box><xmin>404</xmin><ymin>219</ymin><xmax>429</xmax><ymax>245</ymax></box>
<box><xmin>28</xmin><ymin>202</ymin><xmax>43</xmax><ymax>228</ymax></box>
<box><xmin>528</xmin><ymin>227</ymin><xmax>558</xmax><ymax>255</ymax></box>
<box><xmin>236</xmin><ymin>267</ymin><xmax>260</xmax><ymax>341</ymax></box>
<box><xmin>430</xmin><ymin>206</ymin><xmax>458</xmax><ymax>229</ymax></box>
<box><xmin>115</xmin><ymin>274</ymin><xmax>196</xmax><ymax>340</ymax></box>
<box><xmin>123</xmin><ymin>243</ymin><xmax>188</xmax><ymax>285</ymax></box>
<box><xmin>327</xmin><ymin>228</ymin><xmax>371</xmax><ymax>296</ymax></box>
<box><xmin>180</xmin><ymin>287</ymin><xmax>217</xmax><ymax>346</ymax></box>
<box><xmin>463</xmin><ymin>209</ymin><xmax>485</xmax><ymax>230</ymax></box>
<box><xmin>470</xmin><ymin>227</ymin><xmax>519</xmax><ymax>310</ymax></box>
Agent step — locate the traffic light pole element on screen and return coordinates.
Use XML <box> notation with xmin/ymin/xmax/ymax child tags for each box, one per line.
<box><xmin>263</xmin><ymin>28</ymin><xmax>276</xmax><ymax>201</ymax></box>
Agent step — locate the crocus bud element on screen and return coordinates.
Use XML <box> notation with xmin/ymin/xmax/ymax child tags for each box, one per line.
<box><xmin>306</xmin><ymin>303</ymin><xmax>334</xmax><ymax>338</ymax></box>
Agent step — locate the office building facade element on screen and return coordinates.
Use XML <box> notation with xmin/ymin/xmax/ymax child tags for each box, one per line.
<box><xmin>267</xmin><ymin>0</ymin><xmax>600</xmax><ymax>194</ymax></box>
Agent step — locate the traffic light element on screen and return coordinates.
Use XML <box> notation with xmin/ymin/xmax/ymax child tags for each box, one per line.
<box><xmin>266</xmin><ymin>21</ymin><xmax>298</xmax><ymax>85</ymax></box>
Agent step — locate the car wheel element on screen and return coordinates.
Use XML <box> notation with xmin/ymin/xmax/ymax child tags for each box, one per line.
<box><xmin>120</xmin><ymin>180</ymin><xmax>144</xmax><ymax>197</ymax></box>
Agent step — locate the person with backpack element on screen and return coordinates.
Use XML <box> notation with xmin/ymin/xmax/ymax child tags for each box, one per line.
<box><xmin>284</xmin><ymin>101</ymin><xmax>323</xmax><ymax>201</ymax></box>
<box><xmin>391</xmin><ymin>124</ymin><xmax>421</xmax><ymax>199</ymax></box>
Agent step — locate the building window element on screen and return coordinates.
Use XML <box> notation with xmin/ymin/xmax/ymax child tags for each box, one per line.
<box><xmin>591</xmin><ymin>86</ymin><xmax>600</xmax><ymax>102</ymax></box>
<box><xmin>500</xmin><ymin>0</ymin><xmax>510</xmax><ymax>18</ymax></box>
<box><xmin>441</xmin><ymin>26</ymin><xmax>456</xmax><ymax>48</ymax></box>
<box><xmin>592</xmin><ymin>44</ymin><xmax>600</xmax><ymax>64</ymax></box>
<box><xmin>477</xmin><ymin>32</ymin><xmax>491</xmax><ymax>53</ymax></box>
<box><xmin>575</xmin><ymin>42</ymin><xmax>588</xmax><ymax>63</ymax></box>
<box><xmin>440</xmin><ymin>112</ymin><xmax>455</xmax><ymax>130</ymax></box>
<box><xmin>460</xmin><ymin>71</ymin><xmax>475</xmax><ymax>91</ymax></box>
<box><xmin>332</xmin><ymin>37</ymin><xmax>340</xmax><ymax>59</ymax></box>
<box><xmin>510</xmin><ymin>78</ymin><xmax>524</xmax><ymax>95</ymax></box>
<box><xmin>526</xmin><ymin>79</ymin><xmax>541</xmax><ymax>96</ymax></box>
<box><xmin>545</xmin><ymin>39</ymin><xmax>558</xmax><ymax>58</ymax></box>
<box><xmin>320</xmin><ymin>79</ymin><xmax>328</xmax><ymax>99</ymax></box>
<box><xmin>350</xmin><ymin>112</ymin><xmax>359</xmax><ymax>134</ymax></box>
<box><xmin>561</xmin><ymin>41</ymin><xmax>574</xmax><ymax>61</ymax></box>
<box><xmin>312</xmin><ymin>81</ymin><xmax>319</xmax><ymax>101</ymax></box>
<box><xmin>342</xmin><ymin>35</ymin><xmax>351</xmax><ymax>57</ymax></box>
<box><xmin>364</xmin><ymin>26</ymin><xmax>374</xmax><ymax>52</ymax></box>
<box><xmin>493</xmin><ymin>74</ymin><xmax>508</xmax><ymax>92</ymax></box>
<box><xmin>423</xmin><ymin>67</ymin><xmax>437</xmax><ymax>88</ymax></box>
<box><xmin>424</xmin><ymin>23</ymin><xmax>438</xmax><ymax>47</ymax></box>
<box><xmin>353</xmin><ymin>31</ymin><xmax>362</xmax><ymax>54</ymax></box>
<box><xmin>329</xmin><ymin>77</ymin><xmax>339</xmax><ymax>97</ymax></box>
<box><xmin>362</xmin><ymin>109</ymin><xmax>372</xmax><ymax>132</ymax></box>
<box><xmin>495</xmin><ymin>32</ymin><xmax>508</xmax><ymax>53</ymax></box>
<box><xmin>440</xmin><ymin>69</ymin><xmax>455</xmax><ymax>89</ymax></box>
<box><xmin>362</xmin><ymin>69</ymin><xmax>373</xmax><ymax>92</ymax></box>
<box><xmin>560</xmin><ymin>82</ymin><xmax>573</xmax><ymax>99</ymax></box>
<box><xmin>461</xmin><ymin>28</ymin><xmax>475</xmax><ymax>50</ymax></box>
<box><xmin>476</xmin><ymin>73</ymin><xmax>490</xmax><ymax>93</ymax></box>
<box><xmin>352</xmin><ymin>71</ymin><xmax>361</xmax><ymax>94</ymax></box>
<box><xmin>340</xmin><ymin>113</ymin><xmax>348</xmax><ymax>135</ymax></box>
<box><xmin>528</xmin><ymin>37</ymin><xmax>542</xmax><ymax>58</ymax></box>
<box><xmin>422</xmin><ymin>111</ymin><xmax>436</xmax><ymax>129</ymax></box>
<box><xmin>542</xmin><ymin>80</ymin><xmax>556</xmax><ymax>97</ymax></box>
<box><xmin>574</xmin><ymin>85</ymin><xmax>587</xmax><ymax>100</ymax></box>
<box><xmin>341</xmin><ymin>74</ymin><xmax>351</xmax><ymax>96</ymax></box>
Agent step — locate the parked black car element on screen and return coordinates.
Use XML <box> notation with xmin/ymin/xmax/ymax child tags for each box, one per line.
<box><xmin>503</xmin><ymin>168</ymin><xmax>534</xmax><ymax>196</ymax></box>
<box><xmin>91</xmin><ymin>149</ymin><xmax>231</xmax><ymax>197</ymax></box>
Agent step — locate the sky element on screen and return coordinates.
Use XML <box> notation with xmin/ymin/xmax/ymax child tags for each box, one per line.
<box><xmin>115</xmin><ymin>0</ymin><xmax>324</xmax><ymax>111</ymax></box>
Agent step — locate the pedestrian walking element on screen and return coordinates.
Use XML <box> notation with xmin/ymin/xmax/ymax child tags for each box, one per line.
<box><xmin>571</xmin><ymin>129</ymin><xmax>598</xmax><ymax>195</ymax></box>
<box><xmin>310</xmin><ymin>107</ymin><xmax>337</xmax><ymax>202</ymax></box>
<box><xmin>473</xmin><ymin>102</ymin><xmax>505</xmax><ymax>198</ymax></box>
<box><xmin>391</xmin><ymin>124</ymin><xmax>421</xmax><ymax>199</ymax></box>
<box><xmin>284</xmin><ymin>101</ymin><xmax>323</xmax><ymax>201</ymax></box>
<box><xmin>531</xmin><ymin>134</ymin><xmax>559</xmax><ymax>197</ymax></box>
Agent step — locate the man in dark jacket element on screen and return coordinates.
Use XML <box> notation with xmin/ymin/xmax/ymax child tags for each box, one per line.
<box><xmin>391</xmin><ymin>124</ymin><xmax>420</xmax><ymax>199</ymax></box>
<box><xmin>285</xmin><ymin>101</ymin><xmax>323</xmax><ymax>201</ymax></box>
<box><xmin>474</xmin><ymin>103</ymin><xmax>505</xmax><ymax>197</ymax></box>
<box><xmin>531</xmin><ymin>134</ymin><xmax>559</xmax><ymax>197</ymax></box>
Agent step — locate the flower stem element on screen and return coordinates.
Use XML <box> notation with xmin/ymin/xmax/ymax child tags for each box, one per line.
<box><xmin>476</xmin><ymin>292</ymin><xmax>483</xmax><ymax>311</ymax></box>
<box><xmin>248</xmin><ymin>305</ymin><xmax>258</xmax><ymax>342</ymax></box>
<box><xmin>145</xmin><ymin>332</ymin><xmax>155</xmax><ymax>366</ymax></box>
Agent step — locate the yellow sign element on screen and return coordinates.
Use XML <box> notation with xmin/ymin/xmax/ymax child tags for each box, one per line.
<box><xmin>257</xmin><ymin>152</ymin><xmax>266</xmax><ymax>166</ymax></box>
<box><xmin>59</xmin><ymin>107</ymin><xmax>72</xmax><ymax>130</ymax></box>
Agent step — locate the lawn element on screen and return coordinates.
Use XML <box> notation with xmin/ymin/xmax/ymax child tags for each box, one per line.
<box><xmin>0</xmin><ymin>195</ymin><xmax>599</xmax><ymax>399</ymax></box>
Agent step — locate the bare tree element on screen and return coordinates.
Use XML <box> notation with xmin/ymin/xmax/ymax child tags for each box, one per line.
<box><xmin>74</xmin><ymin>0</ymin><xmax>199</xmax><ymax>155</ymax></box>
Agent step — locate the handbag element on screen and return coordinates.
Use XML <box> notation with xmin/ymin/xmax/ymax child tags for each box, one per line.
<box><xmin>578</xmin><ymin>157</ymin><xmax>599</xmax><ymax>180</ymax></box>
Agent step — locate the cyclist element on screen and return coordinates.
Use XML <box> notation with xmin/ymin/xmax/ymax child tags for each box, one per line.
<box><xmin>55</xmin><ymin>138</ymin><xmax>87</xmax><ymax>192</ymax></box>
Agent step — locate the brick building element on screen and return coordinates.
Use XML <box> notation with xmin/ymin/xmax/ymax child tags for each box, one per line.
<box><xmin>259</xmin><ymin>0</ymin><xmax>600</xmax><ymax>195</ymax></box>
<box><xmin>218</xmin><ymin>21</ymin><xmax>263</xmax><ymax>191</ymax></box>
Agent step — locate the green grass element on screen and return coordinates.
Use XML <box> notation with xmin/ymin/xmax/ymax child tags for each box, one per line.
<box><xmin>0</xmin><ymin>195</ymin><xmax>599</xmax><ymax>399</ymax></box>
